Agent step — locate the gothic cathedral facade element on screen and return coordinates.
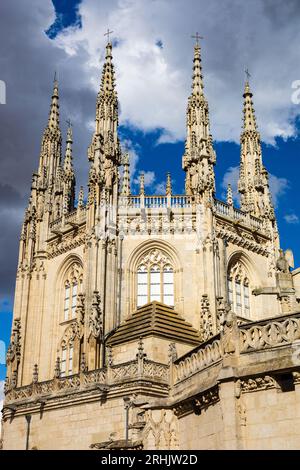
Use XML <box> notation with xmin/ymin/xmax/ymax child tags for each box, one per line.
<box><xmin>2</xmin><ymin>40</ymin><xmax>300</xmax><ymax>450</ymax></box>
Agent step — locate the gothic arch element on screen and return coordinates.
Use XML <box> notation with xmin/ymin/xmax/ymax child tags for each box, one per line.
<box><xmin>226</xmin><ymin>251</ymin><xmax>257</xmax><ymax>319</ymax></box>
<box><xmin>227</xmin><ymin>250</ymin><xmax>258</xmax><ymax>285</ymax></box>
<box><xmin>125</xmin><ymin>240</ymin><xmax>183</xmax><ymax>315</ymax></box>
<box><xmin>50</xmin><ymin>254</ymin><xmax>84</xmax><ymax>377</ymax></box>
<box><xmin>56</xmin><ymin>254</ymin><xmax>84</xmax><ymax>288</ymax></box>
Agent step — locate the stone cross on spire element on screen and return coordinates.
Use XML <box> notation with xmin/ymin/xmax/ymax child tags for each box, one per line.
<box><xmin>191</xmin><ymin>32</ymin><xmax>203</xmax><ymax>46</ymax></box>
<box><xmin>104</xmin><ymin>29</ymin><xmax>113</xmax><ymax>43</ymax></box>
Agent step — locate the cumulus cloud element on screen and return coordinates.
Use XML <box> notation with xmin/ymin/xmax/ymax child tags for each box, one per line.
<box><xmin>284</xmin><ymin>213</ymin><xmax>299</xmax><ymax>224</ymax></box>
<box><xmin>54</xmin><ymin>0</ymin><xmax>300</xmax><ymax>144</ymax></box>
<box><xmin>0</xmin><ymin>0</ymin><xmax>299</xmax><ymax>303</ymax></box>
<box><xmin>269</xmin><ymin>174</ymin><xmax>290</xmax><ymax>208</ymax></box>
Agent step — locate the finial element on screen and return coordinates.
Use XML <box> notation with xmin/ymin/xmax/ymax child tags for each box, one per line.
<box><xmin>243</xmin><ymin>69</ymin><xmax>252</xmax><ymax>97</ymax></box>
<box><xmin>191</xmin><ymin>32</ymin><xmax>204</xmax><ymax>46</ymax></box>
<box><xmin>139</xmin><ymin>173</ymin><xmax>145</xmax><ymax>196</ymax></box>
<box><xmin>121</xmin><ymin>153</ymin><xmax>131</xmax><ymax>196</ymax></box>
<box><xmin>54</xmin><ymin>357</ymin><xmax>61</xmax><ymax>379</ymax></box>
<box><xmin>66</xmin><ymin>119</ymin><xmax>73</xmax><ymax>141</ymax></box>
<box><xmin>191</xmin><ymin>33</ymin><xmax>204</xmax><ymax>96</ymax></box>
<box><xmin>166</xmin><ymin>172</ymin><xmax>172</xmax><ymax>196</ymax></box>
<box><xmin>104</xmin><ymin>28</ymin><xmax>114</xmax><ymax>44</ymax></box>
<box><xmin>48</xmin><ymin>72</ymin><xmax>60</xmax><ymax>128</ymax></box>
<box><xmin>227</xmin><ymin>184</ymin><xmax>233</xmax><ymax>206</ymax></box>
<box><xmin>32</xmin><ymin>364</ymin><xmax>39</xmax><ymax>384</ymax></box>
<box><xmin>78</xmin><ymin>186</ymin><xmax>84</xmax><ymax>209</ymax></box>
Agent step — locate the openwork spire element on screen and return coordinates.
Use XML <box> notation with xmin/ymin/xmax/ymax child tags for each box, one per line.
<box><xmin>48</xmin><ymin>74</ymin><xmax>60</xmax><ymax>130</ymax></box>
<box><xmin>63</xmin><ymin>125</ymin><xmax>73</xmax><ymax>175</ymax></box>
<box><xmin>100</xmin><ymin>42</ymin><xmax>115</xmax><ymax>95</ymax></box>
<box><xmin>121</xmin><ymin>153</ymin><xmax>131</xmax><ymax>196</ymax></box>
<box><xmin>243</xmin><ymin>81</ymin><xmax>257</xmax><ymax>132</ymax></box>
<box><xmin>227</xmin><ymin>184</ymin><xmax>233</xmax><ymax>206</ymax></box>
<box><xmin>139</xmin><ymin>173</ymin><xmax>145</xmax><ymax>196</ymax></box>
<box><xmin>238</xmin><ymin>78</ymin><xmax>275</xmax><ymax>221</ymax></box>
<box><xmin>192</xmin><ymin>44</ymin><xmax>204</xmax><ymax>97</ymax></box>
<box><xmin>166</xmin><ymin>172</ymin><xmax>172</xmax><ymax>196</ymax></box>
<box><xmin>88</xmin><ymin>39</ymin><xmax>121</xmax><ymax>203</ymax></box>
<box><xmin>62</xmin><ymin>124</ymin><xmax>75</xmax><ymax>213</ymax></box>
<box><xmin>182</xmin><ymin>39</ymin><xmax>216</xmax><ymax>199</ymax></box>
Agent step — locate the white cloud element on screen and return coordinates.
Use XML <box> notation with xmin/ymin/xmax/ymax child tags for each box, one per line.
<box><xmin>269</xmin><ymin>174</ymin><xmax>289</xmax><ymax>208</ymax></box>
<box><xmin>221</xmin><ymin>166</ymin><xmax>289</xmax><ymax>208</ymax></box>
<box><xmin>53</xmin><ymin>0</ymin><xmax>300</xmax><ymax>145</ymax></box>
<box><xmin>284</xmin><ymin>213</ymin><xmax>299</xmax><ymax>224</ymax></box>
<box><xmin>133</xmin><ymin>170</ymin><xmax>156</xmax><ymax>189</ymax></box>
<box><xmin>154</xmin><ymin>181</ymin><xmax>166</xmax><ymax>194</ymax></box>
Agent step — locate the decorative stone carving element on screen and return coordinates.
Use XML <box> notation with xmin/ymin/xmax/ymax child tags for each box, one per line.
<box><xmin>239</xmin><ymin>315</ymin><xmax>300</xmax><ymax>353</ymax></box>
<box><xmin>88</xmin><ymin>291</ymin><xmax>103</xmax><ymax>340</ymax></box>
<box><xmin>221</xmin><ymin>307</ymin><xmax>238</xmax><ymax>356</ymax></box>
<box><xmin>6</xmin><ymin>319</ymin><xmax>21</xmax><ymax>368</ymax></box>
<box><xmin>240</xmin><ymin>375</ymin><xmax>277</xmax><ymax>392</ymax></box>
<box><xmin>200</xmin><ymin>294</ymin><xmax>213</xmax><ymax>342</ymax></box>
<box><xmin>276</xmin><ymin>249</ymin><xmax>290</xmax><ymax>273</ymax></box>
<box><xmin>54</xmin><ymin>357</ymin><xmax>61</xmax><ymax>379</ymax></box>
<box><xmin>168</xmin><ymin>343</ymin><xmax>177</xmax><ymax>363</ymax></box>
<box><xmin>61</xmin><ymin>321</ymin><xmax>81</xmax><ymax>349</ymax></box>
<box><xmin>75</xmin><ymin>293</ymin><xmax>85</xmax><ymax>325</ymax></box>
<box><xmin>80</xmin><ymin>353</ymin><xmax>87</xmax><ymax>373</ymax></box>
<box><xmin>174</xmin><ymin>338</ymin><xmax>222</xmax><ymax>384</ymax></box>
<box><xmin>32</xmin><ymin>364</ymin><xmax>39</xmax><ymax>384</ymax></box>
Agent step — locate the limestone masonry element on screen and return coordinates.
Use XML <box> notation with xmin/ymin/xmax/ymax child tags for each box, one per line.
<box><xmin>2</xmin><ymin>39</ymin><xmax>300</xmax><ymax>450</ymax></box>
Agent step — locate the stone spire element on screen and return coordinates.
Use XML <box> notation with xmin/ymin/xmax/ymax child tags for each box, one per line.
<box><xmin>227</xmin><ymin>184</ymin><xmax>233</xmax><ymax>206</ymax></box>
<box><xmin>88</xmin><ymin>41</ymin><xmax>121</xmax><ymax>204</ymax></box>
<box><xmin>63</xmin><ymin>124</ymin><xmax>76</xmax><ymax>212</ymax></box>
<box><xmin>48</xmin><ymin>74</ymin><xmax>60</xmax><ymax>130</ymax></box>
<box><xmin>63</xmin><ymin>125</ymin><xmax>74</xmax><ymax>175</ymax></box>
<box><xmin>166</xmin><ymin>173</ymin><xmax>172</xmax><ymax>196</ymax></box>
<box><xmin>182</xmin><ymin>41</ymin><xmax>216</xmax><ymax>200</ymax></box>
<box><xmin>238</xmin><ymin>79</ymin><xmax>275</xmax><ymax>221</ymax></box>
<box><xmin>78</xmin><ymin>186</ymin><xmax>84</xmax><ymax>209</ymax></box>
<box><xmin>121</xmin><ymin>153</ymin><xmax>131</xmax><ymax>196</ymax></box>
<box><xmin>139</xmin><ymin>173</ymin><xmax>145</xmax><ymax>196</ymax></box>
<box><xmin>38</xmin><ymin>75</ymin><xmax>62</xmax><ymax>185</ymax></box>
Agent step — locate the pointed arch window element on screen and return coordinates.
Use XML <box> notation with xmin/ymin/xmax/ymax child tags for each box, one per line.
<box><xmin>60</xmin><ymin>344</ymin><xmax>74</xmax><ymax>377</ymax></box>
<box><xmin>62</xmin><ymin>263</ymin><xmax>83</xmax><ymax>322</ymax></box>
<box><xmin>137</xmin><ymin>249</ymin><xmax>174</xmax><ymax>308</ymax></box>
<box><xmin>227</xmin><ymin>262</ymin><xmax>251</xmax><ymax>319</ymax></box>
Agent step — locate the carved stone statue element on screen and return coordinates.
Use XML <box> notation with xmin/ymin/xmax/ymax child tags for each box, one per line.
<box><xmin>89</xmin><ymin>291</ymin><xmax>103</xmax><ymax>340</ymax></box>
<box><xmin>276</xmin><ymin>249</ymin><xmax>290</xmax><ymax>274</ymax></box>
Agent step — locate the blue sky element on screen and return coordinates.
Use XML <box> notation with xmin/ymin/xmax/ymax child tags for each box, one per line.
<box><xmin>1</xmin><ymin>0</ymin><xmax>300</xmax><ymax>381</ymax></box>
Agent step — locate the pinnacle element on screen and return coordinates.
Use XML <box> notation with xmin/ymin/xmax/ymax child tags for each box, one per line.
<box><xmin>63</xmin><ymin>125</ymin><xmax>73</xmax><ymax>174</ymax></box>
<box><xmin>100</xmin><ymin>41</ymin><xmax>116</xmax><ymax>95</ymax></box>
<box><xmin>192</xmin><ymin>44</ymin><xmax>204</xmax><ymax>96</ymax></box>
<box><xmin>242</xmin><ymin>80</ymin><xmax>257</xmax><ymax>132</ymax></box>
<box><xmin>47</xmin><ymin>76</ymin><xmax>60</xmax><ymax>129</ymax></box>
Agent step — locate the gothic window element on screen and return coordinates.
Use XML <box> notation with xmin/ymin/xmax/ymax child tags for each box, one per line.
<box><xmin>62</xmin><ymin>263</ymin><xmax>83</xmax><ymax>322</ymax></box>
<box><xmin>227</xmin><ymin>262</ymin><xmax>251</xmax><ymax>319</ymax></box>
<box><xmin>137</xmin><ymin>249</ymin><xmax>174</xmax><ymax>308</ymax></box>
<box><xmin>60</xmin><ymin>344</ymin><xmax>73</xmax><ymax>377</ymax></box>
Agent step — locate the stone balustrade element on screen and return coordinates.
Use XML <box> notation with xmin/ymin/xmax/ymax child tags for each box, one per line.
<box><xmin>120</xmin><ymin>194</ymin><xmax>193</xmax><ymax>209</ymax></box>
<box><xmin>239</xmin><ymin>312</ymin><xmax>300</xmax><ymax>353</ymax></box>
<box><xmin>173</xmin><ymin>335</ymin><xmax>222</xmax><ymax>384</ymax></box>
<box><xmin>214</xmin><ymin>198</ymin><xmax>264</xmax><ymax>231</ymax></box>
<box><xmin>4</xmin><ymin>358</ymin><xmax>169</xmax><ymax>404</ymax></box>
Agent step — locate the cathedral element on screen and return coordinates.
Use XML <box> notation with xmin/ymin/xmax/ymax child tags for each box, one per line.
<box><xmin>2</xmin><ymin>38</ymin><xmax>300</xmax><ymax>450</ymax></box>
